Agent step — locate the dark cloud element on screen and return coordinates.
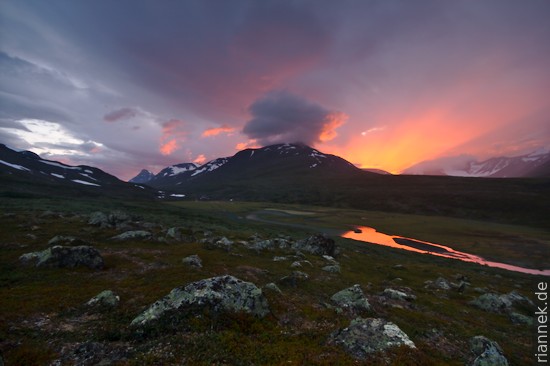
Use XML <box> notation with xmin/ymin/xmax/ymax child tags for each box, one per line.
<box><xmin>242</xmin><ymin>90</ymin><xmax>346</xmax><ymax>146</ymax></box>
<box><xmin>103</xmin><ymin>108</ymin><xmax>138</xmax><ymax>122</ymax></box>
<box><xmin>1</xmin><ymin>0</ymin><xmax>549</xmax><ymax>177</ymax></box>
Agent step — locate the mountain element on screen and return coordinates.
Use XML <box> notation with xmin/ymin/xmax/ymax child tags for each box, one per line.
<box><xmin>129</xmin><ymin>169</ymin><xmax>155</xmax><ymax>184</ymax></box>
<box><xmin>403</xmin><ymin>149</ymin><xmax>550</xmax><ymax>178</ymax></box>
<box><xmin>0</xmin><ymin>144</ymin><xmax>154</xmax><ymax>198</ymax></box>
<box><xmin>141</xmin><ymin>143</ymin><xmax>371</xmax><ymax>195</ymax></box>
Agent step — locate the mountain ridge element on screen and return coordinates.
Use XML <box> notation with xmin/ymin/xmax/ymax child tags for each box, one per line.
<box><xmin>403</xmin><ymin>149</ymin><xmax>550</xmax><ymax>178</ymax></box>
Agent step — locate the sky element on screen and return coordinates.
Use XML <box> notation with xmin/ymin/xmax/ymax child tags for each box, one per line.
<box><xmin>1</xmin><ymin>0</ymin><xmax>549</xmax><ymax>180</ymax></box>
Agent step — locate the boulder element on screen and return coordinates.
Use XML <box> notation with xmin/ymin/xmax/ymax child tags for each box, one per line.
<box><xmin>201</xmin><ymin>236</ymin><xmax>233</xmax><ymax>251</ymax></box>
<box><xmin>329</xmin><ymin>318</ymin><xmax>415</xmax><ymax>360</ymax></box>
<box><xmin>322</xmin><ymin>264</ymin><xmax>341</xmax><ymax>273</ymax></box>
<box><xmin>278</xmin><ymin>271</ymin><xmax>309</xmax><ymax>287</ymax></box>
<box><xmin>244</xmin><ymin>237</ymin><xmax>292</xmax><ymax>252</ymax></box>
<box><xmin>131</xmin><ymin>275</ymin><xmax>269</xmax><ymax>326</ymax></box>
<box><xmin>292</xmin><ymin>234</ymin><xmax>338</xmax><ymax>257</ymax></box>
<box><xmin>182</xmin><ymin>254</ymin><xmax>202</xmax><ymax>268</ymax></box>
<box><xmin>509</xmin><ymin>312</ymin><xmax>534</xmax><ymax>326</ymax></box>
<box><xmin>166</xmin><ymin>227</ymin><xmax>183</xmax><ymax>240</ymax></box>
<box><xmin>20</xmin><ymin>245</ymin><xmax>104</xmax><ymax>269</ymax></box>
<box><xmin>469</xmin><ymin>336</ymin><xmax>509</xmax><ymax>366</ymax></box>
<box><xmin>86</xmin><ymin>290</ymin><xmax>120</xmax><ymax>308</ymax></box>
<box><xmin>331</xmin><ymin>284</ymin><xmax>371</xmax><ymax>313</ymax></box>
<box><xmin>469</xmin><ymin>291</ymin><xmax>532</xmax><ymax>314</ymax></box>
<box><xmin>263</xmin><ymin>282</ymin><xmax>283</xmax><ymax>294</ymax></box>
<box><xmin>88</xmin><ymin>211</ymin><xmax>135</xmax><ymax>229</ymax></box>
<box><xmin>111</xmin><ymin>230</ymin><xmax>152</xmax><ymax>241</ymax></box>
<box><xmin>48</xmin><ymin>235</ymin><xmax>89</xmax><ymax>247</ymax></box>
<box><xmin>382</xmin><ymin>288</ymin><xmax>417</xmax><ymax>302</ymax></box>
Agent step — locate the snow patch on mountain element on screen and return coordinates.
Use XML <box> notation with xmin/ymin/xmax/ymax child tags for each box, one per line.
<box><xmin>191</xmin><ymin>158</ymin><xmax>228</xmax><ymax>177</ymax></box>
<box><xmin>71</xmin><ymin>179</ymin><xmax>100</xmax><ymax>186</ymax></box>
<box><xmin>0</xmin><ymin>160</ymin><xmax>30</xmax><ymax>171</ymax></box>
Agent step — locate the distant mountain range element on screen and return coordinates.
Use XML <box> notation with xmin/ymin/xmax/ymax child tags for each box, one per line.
<box><xmin>403</xmin><ymin>149</ymin><xmax>550</xmax><ymax>178</ymax></box>
<box><xmin>3</xmin><ymin>142</ymin><xmax>549</xmax><ymax>227</ymax></box>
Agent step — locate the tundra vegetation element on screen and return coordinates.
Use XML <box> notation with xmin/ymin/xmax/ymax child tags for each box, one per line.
<box><xmin>0</xmin><ymin>196</ymin><xmax>547</xmax><ymax>365</ymax></box>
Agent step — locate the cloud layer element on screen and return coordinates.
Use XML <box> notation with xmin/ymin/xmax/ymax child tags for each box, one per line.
<box><xmin>0</xmin><ymin>0</ymin><xmax>549</xmax><ymax>178</ymax></box>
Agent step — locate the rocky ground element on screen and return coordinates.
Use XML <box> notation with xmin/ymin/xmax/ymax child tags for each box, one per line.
<box><xmin>0</xmin><ymin>207</ymin><xmax>542</xmax><ymax>365</ymax></box>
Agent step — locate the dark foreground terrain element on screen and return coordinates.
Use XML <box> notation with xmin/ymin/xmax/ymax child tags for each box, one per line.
<box><xmin>0</xmin><ymin>195</ymin><xmax>547</xmax><ymax>365</ymax></box>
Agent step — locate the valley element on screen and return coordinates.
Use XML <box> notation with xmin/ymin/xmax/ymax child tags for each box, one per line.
<box><xmin>0</xmin><ymin>194</ymin><xmax>547</xmax><ymax>365</ymax></box>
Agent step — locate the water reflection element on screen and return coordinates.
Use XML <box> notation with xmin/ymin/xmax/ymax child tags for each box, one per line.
<box><xmin>342</xmin><ymin>226</ymin><xmax>549</xmax><ymax>276</ymax></box>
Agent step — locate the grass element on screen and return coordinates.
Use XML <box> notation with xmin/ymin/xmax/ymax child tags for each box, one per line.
<box><xmin>0</xmin><ymin>197</ymin><xmax>546</xmax><ymax>365</ymax></box>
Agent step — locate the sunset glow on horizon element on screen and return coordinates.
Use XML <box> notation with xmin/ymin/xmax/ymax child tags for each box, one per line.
<box><xmin>1</xmin><ymin>1</ymin><xmax>549</xmax><ymax>180</ymax></box>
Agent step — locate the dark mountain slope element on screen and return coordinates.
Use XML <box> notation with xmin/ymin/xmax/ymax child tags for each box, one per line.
<box><xmin>0</xmin><ymin>144</ymin><xmax>154</xmax><ymax>199</ymax></box>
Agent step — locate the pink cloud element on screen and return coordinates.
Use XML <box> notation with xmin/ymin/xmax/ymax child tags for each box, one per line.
<box><xmin>159</xmin><ymin>119</ymin><xmax>188</xmax><ymax>156</ymax></box>
<box><xmin>202</xmin><ymin>124</ymin><xmax>235</xmax><ymax>137</ymax></box>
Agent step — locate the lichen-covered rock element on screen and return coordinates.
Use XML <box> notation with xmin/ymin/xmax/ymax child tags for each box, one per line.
<box><xmin>111</xmin><ymin>230</ymin><xmax>152</xmax><ymax>241</ymax></box>
<box><xmin>329</xmin><ymin>318</ymin><xmax>415</xmax><ymax>359</ymax></box>
<box><xmin>86</xmin><ymin>290</ymin><xmax>120</xmax><ymax>308</ymax></box>
<box><xmin>182</xmin><ymin>254</ymin><xmax>202</xmax><ymax>268</ymax></box>
<box><xmin>292</xmin><ymin>234</ymin><xmax>338</xmax><ymax>257</ymax></box>
<box><xmin>278</xmin><ymin>271</ymin><xmax>309</xmax><ymax>287</ymax></box>
<box><xmin>263</xmin><ymin>282</ymin><xmax>282</xmax><ymax>294</ymax></box>
<box><xmin>48</xmin><ymin>235</ymin><xmax>89</xmax><ymax>246</ymax></box>
<box><xmin>88</xmin><ymin>211</ymin><xmax>135</xmax><ymax>229</ymax></box>
<box><xmin>166</xmin><ymin>227</ymin><xmax>183</xmax><ymax>240</ymax></box>
<box><xmin>434</xmin><ymin>277</ymin><xmax>451</xmax><ymax>290</ymax></box>
<box><xmin>382</xmin><ymin>288</ymin><xmax>416</xmax><ymax>302</ymax></box>
<box><xmin>469</xmin><ymin>336</ymin><xmax>509</xmax><ymax>366</ymax></box>
<box><xmin>131</xmin><ymin>275</ymin><xmax>269</xmax><ymax>326</ymax></box>
<box><xmin>322</xmin><ymin>264</ymin><xmax>341</xmax><ymax>273</ymax></box>
<box><xmin>468</xmin><ymin>291</ymin><xmax>532</xmax><ymax>314</ymax></box>
<box><xmin>245</xmin><ymin>237</ymin><xmax>291</xmax><ymax>252</ymax></box>
<box><xmin>19</xmin><ymin>245</ymin><xmax>104</xmax><ymax>269</ymax></box>
<box><xmin>201</xmin><ymin>236</ymin><xmax>233</xmax><ymax>251</ymax></box>
<box><xmin>509</xmin><ymin>312</ymin><xmax>534</xmax><ymax>326</ymax></box>
<box><xmin>331</xmin><ymin>284</ymin><xmax>371</xmax><ymax>313</ymax></box>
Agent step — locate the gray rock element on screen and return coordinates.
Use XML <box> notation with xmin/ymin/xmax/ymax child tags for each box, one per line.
<box><xmin>20</xmin><ymin>245</ymin><xmax>104</xmax><ymax>269</ymax></box>
<box><xmin>469</xmin><ymin>291</ymin><xmax>532</xmax><ymax>314</ymax></box>
<box><xmin>201</xmin><ymin>236</ymin><xmax>233</xmax><ymax>251</ymax></box>
<box><xmin>166</xmin><ymin>227</ymin><xmax>183</xmax><ymax>240</ymax></box>
<box><xmin>88</xmin><ymin>211</ymin><xmax>134</xmax><ymax>229</ymax></box>
<box><xmin>263</xmin><ymin>282</ymin><xmax>282</xmax><ymax>294</ymax></box>
<box><xmin>382</xmin><ymin>288</ymin><xmax>416</xmax><ymax>302</ymax></box>
<box><xmin>48</xmin><ymin>235</ymin><xmax>89</xmax><ymax>246</ymax></box>
<box><xmin>88</xmin><ymin>211</ymin><xmax>110</xmax><ymax>227</ymax></box>
<box><xmin>292</xmin><ymin>234</ymin><xmax>338</xmax><ymax>257</ymax></box>
<box><xmin>322</xmin><ymin>264</ymin><xmax>341</xmax><ymax>273</ymax></box>
<box><xmin>469</xmin><ymin>336</ymin><xmax>509</xmax><ymax>366</ymax></box>
<box><xmin>434</xmin><ymin>277</ymin><xmax>451</xmax><ymax>290</ymax></box>
<box><xmin>111</xmin><ymin>230</ymin><xmax>152</xmax><ymax>241</ymax></box>
<box><xmin>329</xmin><ymin>318</ymin><xmax>415</xmax><ymax>360</ymax></box>
<box><xmin>279</xmin><ymin>271</ymin><xmax>309</xmax><ymax>287</ymax></box>
<box><xmin>182</xmin><ymin>254</ymin><xmax>202</xmax><ymax>268</ymax></box>
<box><xmin>245</xmin><ymin>237</ymin><xmax>292</xmax><ymax>252</ymax></box>
<box><xmin>131</xmin><ymin>275</ymin><xmax>269</xmax><ymax>326</ymax></box>
<box><xmin>273</xmin><ymin>256</ymin><xmax>289</xmax><ymax>262</ymax></box>
<box><xmin>331</xmin><ymin>284</ymin><xmax>371</xmax><ymax>313</ymax></box>
<box><xmin>509</xmin><ymin>312</ymin><xmax>534</xmax><ymax>326</ymax></box>
<box><xmin>86</xmin><ymin>290</ymin><xmax>120</xmax><ymax>308</ymax></box>
<box><xmin>322</xmin><ymin>255</ymin><xmax>338</xmax><ymax>264</ymax></box>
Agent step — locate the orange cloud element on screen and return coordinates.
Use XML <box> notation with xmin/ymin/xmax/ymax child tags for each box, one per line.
<box><xmin>159</xmin><ymin>119</ymin><xmax>187</xmax><ymax>156</ymax></box>
<box><xmin>319</xmin><ymin>111</ymin><xmax>347</xmax><ymax>142</ymax></box>
<box><xmin>193</xmin><ymin>154</ymin><xmax>206</xmax><ymax>164</ymax></box>
<box><xmin>236</xmin><ymin>139</ymin><xmax>260</xmax><ymax>150</ymax></box>
<box><xmin>202</xmin><ymin>124</ymin><xmax>235</xmax><ymax>137</ymax></box>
